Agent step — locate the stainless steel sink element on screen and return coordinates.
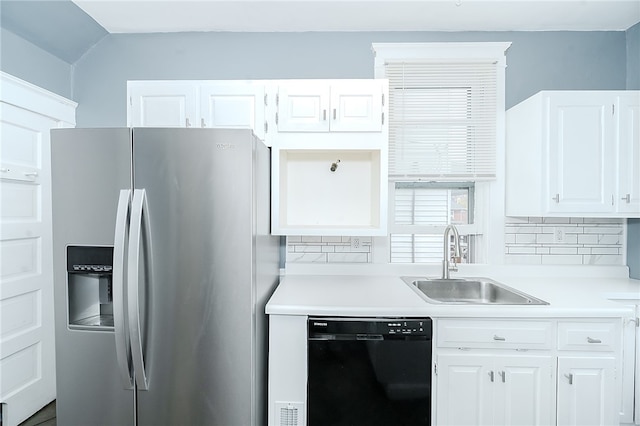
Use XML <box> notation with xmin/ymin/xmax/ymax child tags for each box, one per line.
<box><xmin>402</xmin><ymin>276</ymin><xmax>549</xmax><ymax>305</ymax></box>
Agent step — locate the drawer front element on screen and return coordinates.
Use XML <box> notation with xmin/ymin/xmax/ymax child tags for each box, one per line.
<box><xmin>558</xmin><ymin>321</ymin><xmax>619</xmax><ymax>352</ymax></box>
<box><xmin>436</xmin><ymin>319</ymin><xmax>553</xmax><ymax>349</ymax></box>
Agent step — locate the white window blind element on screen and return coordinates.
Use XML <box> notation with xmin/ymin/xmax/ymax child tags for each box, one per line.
<box><xmin>385</xmin><ymin>61</ymin><xmax>498</xmax><ymax>180</ymax></box>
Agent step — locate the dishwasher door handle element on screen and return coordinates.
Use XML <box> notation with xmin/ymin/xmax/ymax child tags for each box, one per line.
<box><xmin>356</xmin><ymin>334</ymin><xmax>384</xmax><ymax>341</ymax></box>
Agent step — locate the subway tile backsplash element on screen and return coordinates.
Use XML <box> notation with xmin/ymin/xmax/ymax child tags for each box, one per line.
<box><xmin>286</xmin><ymin>236</ymin><xmax>372</xmax><ymax>263</ymax></box>
<box><xmin>504</xmin><ymin>217</ymin><xmax>624</xmax><ymax>265</ymax></box>
<box><xmin>286</xmin><ymin>218</ymin><xmax>624</xmax><ymax>265</ymax></box>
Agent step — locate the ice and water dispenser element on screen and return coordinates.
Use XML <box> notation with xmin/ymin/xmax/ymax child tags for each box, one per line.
<box><xmin>66</xmin><ymin>246</ymin><xmax>114</xmax><ymax>331</ymax></box>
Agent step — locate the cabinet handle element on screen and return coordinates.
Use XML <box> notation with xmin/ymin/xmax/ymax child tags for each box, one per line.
<box><xmin>493</xmin><ymin>335</ymin><xmax>506</xmax><ymax>341</ymax></box>
<box><xmin>564</xmin><ymin>373</ymin><xmax>573</xmax><ymax>385</ymax></box>
<box><xmin>333</xmin><ymin>108</ymin><xmax>337</xmax><ymax>120</ymax></box>
<box><xmin>489</xmin><ymin>371</ymin><xmax>494</xmax><ymax>382</ymax></box>
<box><xmin>201</xmin><ymin>118</ymin><xmax>206</xmax><ymax>127</ymax></box>
<box><xmin>24</xmin><ymin>172</ymin><xmax>38</xmax><ymax>178</ymax></box>
<box><xmin>552</xmin><ymin>194</ymin><xmax>560</xmax><ymax>203</ymax></box>
<box><xmin>186</xmin><ymin>118</ymin><xmax>191</xmax><ymax>127</ymax></box>
<box><xmin>587</xmin><ymin>337</ymin><xmax>602</xmax><ymax>344</ymax></box>
<box><xmin>323</xmin><ymin>110</ymin><xmax>327</xmax><ymax>121</ymax></box>
<box><xmin>622</xmin><ymin>194</ymin><xmax>631</xmax><ymax>203</ymax></box>
<box><xmin>499</xmin><ymin>371</ymin><xmax>506</xmax><ymax>383</ymax></box>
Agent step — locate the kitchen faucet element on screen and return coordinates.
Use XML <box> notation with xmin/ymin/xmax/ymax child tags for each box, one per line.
<box><xmin>442</xmin><ymin>224</ymin><xmax>461</xmax><ymax>279</ymax></box>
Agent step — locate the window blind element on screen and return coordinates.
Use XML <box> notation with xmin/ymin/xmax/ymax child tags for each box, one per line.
<box><xmin>385</xmin><ymin>61</ymin><xmax>498</xmax><ymax>180</ymax></box>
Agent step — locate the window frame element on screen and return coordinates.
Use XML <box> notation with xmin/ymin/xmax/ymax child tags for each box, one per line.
<box><xmin>371</xmin><ymin>42</ymin><xmax>511</xmax><ymax>265</ymax></box>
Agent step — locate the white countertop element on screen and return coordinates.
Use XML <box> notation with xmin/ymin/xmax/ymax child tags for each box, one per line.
<box><xmin>266</xmin><ymin>265</ymin><xmax>640</xmax><ymax>318</ymax></box>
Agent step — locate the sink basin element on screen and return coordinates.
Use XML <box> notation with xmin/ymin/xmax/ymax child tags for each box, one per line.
<box><xmin>402</xmin><ymin>277</ymin><xmax>549</xmax><ymax>305</ymax></box>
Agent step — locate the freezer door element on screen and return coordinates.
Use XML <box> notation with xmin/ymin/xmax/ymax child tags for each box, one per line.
<box><xmin>51</xmin><ymin>128</ymin><xmax>135</xmax><ymax>425</ymax></box>
<box><xmin>132</xmin><ymin>128</ymin><xmax>275</xmax><ymax>426</ymax></box>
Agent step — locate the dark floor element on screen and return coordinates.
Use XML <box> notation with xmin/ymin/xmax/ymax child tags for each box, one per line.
<box><xmin>18</xmin><ymin>401</ymin><xmax>55</xmax><ymax>426</ymax></box>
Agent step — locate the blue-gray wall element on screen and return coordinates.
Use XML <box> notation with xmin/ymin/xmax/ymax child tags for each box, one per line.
<box><xmin>0</xmin><ymin>27</ymin><xmax>73</xmax><ymax>98</ymax></box>
<box><xmin>71</xmin><ymin>31</ymin><xmax>628</xmax><ymax>126</ymax></box>
<box><xmin>626</xmin><ymin>22</ymin><xmax>640</xmax><ymax>279</ymax></box>
<box><xmin>2</xmin><ymin>25</ymin><xmax>638</xmax><ymax>275</ymax></box>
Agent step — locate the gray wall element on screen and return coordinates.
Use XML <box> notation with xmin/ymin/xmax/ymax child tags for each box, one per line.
<box><xmin>72</xmin><ymin>30</ymin><xmax>628</xmax><ymax>127</ymax></box>
<box><xmin>2</xmin><ymin>25</ymin><xmax>638</xmax><ymax>275</ymax></box>
<box><xmin>626</xmin><ymin>22</ymin><xmax>640</xmax><ymax>279</ymax></box>
<box><xmin>0</xmin><ymin>27</ymin><xmax>73</xmax><ymax>98</ymax></box>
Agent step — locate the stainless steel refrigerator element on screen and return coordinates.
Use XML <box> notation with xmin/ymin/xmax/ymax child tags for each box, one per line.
<box><xmin>50</xmin><ymin>128</ymin><xmax>280</xmax><ymax>425</ymax></box>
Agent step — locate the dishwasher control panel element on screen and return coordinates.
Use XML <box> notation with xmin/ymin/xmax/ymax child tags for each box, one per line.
<box><xmin>308</xmin><ymin>317</ymin><xmax>432</xmax><ymax>337</ymax></box>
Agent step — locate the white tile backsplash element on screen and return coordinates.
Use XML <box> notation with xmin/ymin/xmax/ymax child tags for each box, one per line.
<box><xmin>286</xmin><ymin>236</ymin><xmax>372</xmax><ymax>263</ymax></box>
<box><xmin>286</xmin><ymin>218</ymin><xmax>624</xmax><ymax>265</ymax></box>
<box><xmin>505</xmin><ymin>217</ymin><xmax>624</xmax><ymax>265</ymax></box>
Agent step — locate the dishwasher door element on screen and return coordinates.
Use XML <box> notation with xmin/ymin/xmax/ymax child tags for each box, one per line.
<box><xmin>307</xmin><ymin>317</ymin><xmax>432</xmax><ymax>426</ymax></box>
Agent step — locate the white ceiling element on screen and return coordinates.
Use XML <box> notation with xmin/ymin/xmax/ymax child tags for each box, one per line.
<box><xmin>72</xmin><ymin>0</ymin><xmax>640</xmax><ymax>33</ymax></box>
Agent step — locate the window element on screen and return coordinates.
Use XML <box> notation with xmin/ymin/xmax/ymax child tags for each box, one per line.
<box><xmin>372</xmin><ymin>42</ymin><xmax>510</xmax><ymax>264</ymax></box>
<box><xmin>390</xmin><ymin>182</ymin><xmax>475</xmax><ymax>263</ymax></box>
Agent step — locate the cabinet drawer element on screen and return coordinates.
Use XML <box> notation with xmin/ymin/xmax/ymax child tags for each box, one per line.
<box><xmin>437</xmin><ymin>319</ymin><xmax>553</xmax><ymax>349</ymax></box>
<box><xmin>558</xmin><ymin>321</ymin><xmax>619</xmax><ymax>352</ymax></box>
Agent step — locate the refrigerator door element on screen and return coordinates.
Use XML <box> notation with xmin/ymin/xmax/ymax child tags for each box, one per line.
<box><xmin>132</xmin><ymin>128</ymin><xmax>275</xmax><ymax>426</ymax></box>
<box><xmin>51</xmin><ymin>128</ymin><xmax>135</xmax><ymax>425</ymax></box>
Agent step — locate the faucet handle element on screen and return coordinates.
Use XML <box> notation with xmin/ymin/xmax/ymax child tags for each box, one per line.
<box><xmin>449</xmin><ymin>256</ymin><xmax>459</xmax><ymax>272</ymax></box>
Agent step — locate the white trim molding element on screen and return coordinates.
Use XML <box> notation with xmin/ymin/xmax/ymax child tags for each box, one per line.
<box><xmin>1</xmin><ymin>71</ymin><xmax>77</xmax><ymax>125</ymax></box>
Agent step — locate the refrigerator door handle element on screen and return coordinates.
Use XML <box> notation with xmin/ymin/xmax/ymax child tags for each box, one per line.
<box><xmin>113</xmin><ymin>189</ymin><xmax>134</xmax><ymax>389</ymax></box>
<box><xmin>128</xmin><ymin>189</ymin><xmax>151</xmax><ymax>390</ymax></box>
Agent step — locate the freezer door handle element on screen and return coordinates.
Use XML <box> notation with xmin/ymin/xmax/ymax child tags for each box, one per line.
<box><xmin>128</xmin><ymin>189</ymin><xmax>151</xmax><ymax>390</ymax></box>
<box><xmin>113</xmin><ymin>189</ymin><xmax>134</xmax><ymax>389</ymax></box>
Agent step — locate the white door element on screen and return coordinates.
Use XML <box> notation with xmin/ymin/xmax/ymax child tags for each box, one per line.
<box><xmin>128</xmin><ymin>82</ymin><xmax>197</xmax><ymax>127</ymax></box>
<box><xmin>277</xmin><ymin>83</ymin><xmax>330</xmax><ymax>132</ymax></box>
<box><xmin>616</xmin><ymin>93</ymin><xmax>640</xmax><ymax>214</ymax></box>
<box><xmin>547</xmin><ymin>92</ymin><xmax>614</xmax><ymax>213</ymax></box>
<box><xmin>200</xmin><ymin>83</ymin><xmax>266</xmax><ymax>140</ymax></box>
<box><xmin>330</xmin><ymin>81</ymin><xmax>383</xmax><ymax>132</ymax></box>
<box><xmin>436</xmin><ymin>354</ymin><xmax>493</xmax><ymax>425</ymax></box>
<box><xmin>494</xmin><ymin>356</ymin><xmax>554</xmax><ymax>426</ymax></box>
<box><xmin>0</xmin><ymin>103</ymin><xmax>58</xmax><ymax>425</ymax></box>
<box><xmin>557</xmin><ymin>356</ymin><xmax>617</xmax><ymax>426</ymax></box>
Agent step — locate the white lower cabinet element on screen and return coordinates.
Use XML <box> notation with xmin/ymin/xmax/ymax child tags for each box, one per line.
<box><xmin>435</xmin><ymin>318</ymin><xmax>623</xmax><ymax>426</ymax></box>
<box><xmin>436</xmin><ymin>353</ymin><xmax>554</xmax><ymax>426</ymax></box>
<box><xmin>557</xmin><ymin>357</ymin><xmax>617</xmax><ymax>426</ymax></box>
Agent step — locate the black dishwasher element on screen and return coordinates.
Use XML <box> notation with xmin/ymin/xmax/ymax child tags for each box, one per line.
<box><xmin>308</xmin><ymin>317</ymin><xmax>432</xmax><ymax>426</ymax></box>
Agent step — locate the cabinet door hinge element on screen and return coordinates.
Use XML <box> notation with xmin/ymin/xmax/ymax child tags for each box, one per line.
<box><xmin>264</xmin><ymin>121</ymin><xmax>268</xmax><ymax>133</ymax></box>
<box><xmin>276</xmin><ymin>93</ymin><xmax>279</xmax><ymax>106</ymax></box>
<box><xmin>264</xmin><ymin>93</ymin><xmax>268</xmax><ymax>106</ymax></box>
<box><xmin>382</xmin><ymin>93</ymin><xmax>385</xmax><ymax>106</ymax></box>
<box><xmin>434</xmin><ymin>363</ymin><xmax>438</xmax><ymax>376</ymax></box>
<box><xmin>636</xmin><ymin>317</ymin><xmax>639</xmax><ymax>327</ymax></box>
<box><xmin>275</xmin><ymin>112</ymin><xmax>279</xmax><ymax>125</ymax></box>
<box><xmin>381</xmin><ymin>112</ymin><xmax>385</xmax><ymax>125</ymax></box>
<box><xmin>129</xmin><ymin>96</ymin><xmax>132</xmax><ymax>106</ymax></box>
<box><xmin>613</xmin><ymin>104</ymin><xmax>615</xmax><ymax>115</ymax></box>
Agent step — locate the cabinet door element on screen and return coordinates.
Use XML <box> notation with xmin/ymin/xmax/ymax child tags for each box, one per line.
<box><xmin>276</xmin><ymin>83</ymin><xmax>330</xmax><ymax>132</ymax></box>
<box><xmin>436</xmin><ymin>354</ymin><xmax>494</xmax><ymax>425</ymax></box>
<box><xmin>616</xmin><ymin>93</ymin><xmax>640</xmax><ymax>214</ymax></box>
<box><xmin>494</xmin><ymin>356</ymin><xmax>554</xmax><ymax>426</ymax></box>
<box><xmin>330</xmin><ymin>81</ymin><xmax>383</xmax><ymax>132</ymax></box>
<box><xmin>547</xmin><ymin>93</ymin><xmax>614</xmax><ymax>213</ymax></box>
<box><xmin>128</xmin><ymin>82</ymin><xmax>197</xmax><ymax>127</ymax></box>
<box><xmin>200</xmin><ymin>83</ymin><xmax>266</xmax><ymax>140</ymax></box>
<box><xmin>557</xmin><ymin>356</ymin><xmax>616</xmax><ymax>426</ymax></box>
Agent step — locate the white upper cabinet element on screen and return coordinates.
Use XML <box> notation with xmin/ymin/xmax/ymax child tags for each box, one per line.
<box><xmin>506</xmin><ymin>90</ymin><xmax>640</xmax><ymax>218</ymax></box>
<box><xmin>127</xmin><ymin>79</ymin><xmax>389</xmax><ymax>236</ymax></box>
<box><xmin>276</xmin><ymin>80</ymin><xmax>384</xmax><ymax>133</ymax></box>
<box><xmin>127</xmin><ymin>80</ymin><xmax>269</xmax><ymax>142</ymax></box>
<box><xmin>270</xmin><ymin>79</ymin><xmax>389</xmax><ymax>236</ymax></box>
<box><xmin>199</xmin><ymin>82</ymin><xmax>266</xmax><ymax>140</ymax></box>
<box><xmin>616</xmin><ymin>95</ymin><xmax>640</xmax><ymax>214</ymax></box>
<box><xmin>546</xmin><ymin>92</ymin><xmax>614</xmax><ymax>214</ymax></box>
<box><xmin>128</xmin><ymin>81</ymin><xmax>198</xmax><ymax>128</ymax></box>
